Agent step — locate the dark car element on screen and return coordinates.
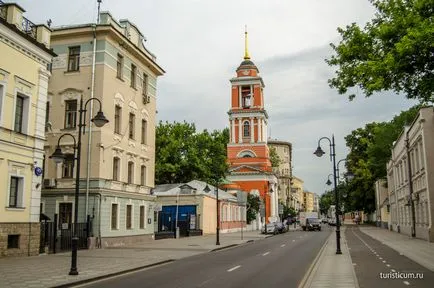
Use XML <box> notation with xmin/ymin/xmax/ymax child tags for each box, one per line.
<box><xmin>306</xmin><ymin>218</ymin><xmax>321</xmax><ymax>231</ymax></box>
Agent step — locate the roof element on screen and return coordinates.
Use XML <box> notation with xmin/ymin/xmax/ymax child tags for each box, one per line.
<box><xmin>153</xmin><ymin>180</ymin><xmax>237</xmax><ymax>201</ymax></box>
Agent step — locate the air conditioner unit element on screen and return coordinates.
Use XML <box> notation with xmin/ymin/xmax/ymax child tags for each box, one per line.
<box><xmin>142</xmin><ymin>94</ymin><xmax>151</xmax><ymax>104</ymax></box>
<box><xmin>43</xmin><ymin>178</ymin><xmax>56</xmax><ymax>188</ymax></box>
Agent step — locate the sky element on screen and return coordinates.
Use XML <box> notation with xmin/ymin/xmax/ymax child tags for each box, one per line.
<box><xmin>17</xmin><ymin>0</ymin><xmax>417</xmax><ymax>195</ymax></box>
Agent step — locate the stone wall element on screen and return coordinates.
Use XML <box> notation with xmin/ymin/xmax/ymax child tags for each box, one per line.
<box><xmin>101</xmin><ymin>233</ymin><xmax>154</xmax><ymax>248</ymax></box>
<box><xmin>0</xmin><ymin>223</ymin><xmax>40</xmax><ymax>257</ymax></box>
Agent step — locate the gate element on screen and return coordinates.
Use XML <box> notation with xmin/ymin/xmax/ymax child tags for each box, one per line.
<box><xmin>59</xmin><ymin>222</ymin><xmax>89</xmax><ymax>252</ymax></box>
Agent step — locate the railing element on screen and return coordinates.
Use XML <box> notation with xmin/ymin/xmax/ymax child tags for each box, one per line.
<box><xmin>0</xmin><ymin>0</ymin><xmax>7</xmax><ymax>21</ymax></box>
<box><xmin>22</xmin><ymin>16</ymin><xmax>37</xmax><ymax>40</ymax></box>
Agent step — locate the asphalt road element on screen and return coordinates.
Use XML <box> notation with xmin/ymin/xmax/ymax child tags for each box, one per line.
<box><xmin>346</xmin><ymin>226</ymin><xmax>434</xmax><ymax>288</ymax></box>
<box><xmin>81</xmin><ymin>228</ymin><xmax>331</xmax><ymax>288</ymax></box>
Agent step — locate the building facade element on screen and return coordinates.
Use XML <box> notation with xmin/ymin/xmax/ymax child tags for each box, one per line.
<box><xmin>226</xmin><ymin>30</ymin><xmax>278</xmax><ymax>223</ymax></box>
<box><xmin>0</xmin><ymin>2</ymin><xmax>54</xmax><ymax>257</ymax></box>
<box><xmin>375</xmin><ymin>179</ymin><xmax>390</xmax><ymax>229</ymax></box>
<box><xmin>154</xmin><ymin>180</ymin><xmax>246</xmax><ymax>235</ymax></box>
<box><xmin>268</xmin><ymin>139</ymin><xmax>292</xmax><ymax>208</ymax></box>
<box><xmin>303</xmin><ymin>191</ymin><xmax>315</xmax><ymax>212</ymax></box>
<box><xmin>291</xmin><ymin>176</ymin><xmax>304</xmax><ymax>211</ymax></box>
<box><xmin>387</xmin><ymin>107</ymin><xmax>434</xmax><ymax>242</ymax></box>
<box><xmin>41</xmin><ymin>11</ymin><xmax>164</xmax><ymax>247</ymax></box>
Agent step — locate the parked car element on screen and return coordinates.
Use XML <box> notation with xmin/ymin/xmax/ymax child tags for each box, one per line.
<box><xmin>275</xmin><ymin>222</ymin><xmax>285</xmax><ymax>234</ymax></box>
<box><xmin>321</xmin><ymin>218</ymin><xmax>328</xmax><ymax>224</ymax></box>
<box><xmin>306</xmin><ymin>218</ymin><xmax>321</xmax><ymax>231</ymax></box>
<box><xmin>328</xmin><ymin>218</ymin><xmax>336</xmax><ymax>226</ymax></box>
<box><xmin>261</xmin><ymin>222</ymin><xmax>277</xmax><ymax>234</ymax></box>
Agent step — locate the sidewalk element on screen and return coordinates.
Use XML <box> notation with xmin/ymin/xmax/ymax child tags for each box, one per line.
<box><xmin>0</xmin><ymin>230</ymin><xmax>267</xmax><ymax>288</ymax></box>
<box><xmin>301</xmin><ymin>227</ymin><xmax>359</xmax><ymax>288</ymax></box>
<box><xmin>359</xmin><ymin>226</ymin><xmax>434</xmax><ymax>272</ymax></box>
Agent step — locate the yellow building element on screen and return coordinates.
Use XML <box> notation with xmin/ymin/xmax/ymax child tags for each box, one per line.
<box><xmin>268</xmin><ymin>140</ymin><xmax>293</xmax><ymax>208</ymax></box>
<box><xmin>291</xmin><ymin>176</ymin><xmax>304</xmax><ymax>211</ymax></box>
<box><xmin>0</xmin><ymin>2</ymin><xmax>54</xmax><ymax>257</ymax></box>
<box><xmin>303</xmin><ymin>191</ymin><xmax>315</xmax><ymax>212</ymax></box>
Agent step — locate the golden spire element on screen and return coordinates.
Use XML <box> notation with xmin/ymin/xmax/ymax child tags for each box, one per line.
<box><xmin>244</xmin><ymin>25</ymin><xmax>250</xmax><ymax>60</ymax></box>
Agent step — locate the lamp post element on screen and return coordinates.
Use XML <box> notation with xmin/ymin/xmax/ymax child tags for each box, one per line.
<box><xmin>215</xmin><ymin>181</ymin><xmax>220</xmax><ymax>245</ymax></box>
<box><xmin>50</xmin><ymin>96</ymin><xmax>108</xmax><ymax>275</ymax></box>
<box><xmin>314</xmin><ymin>135</ymin><xmax>342</xmax><ymax>255</ymax></box>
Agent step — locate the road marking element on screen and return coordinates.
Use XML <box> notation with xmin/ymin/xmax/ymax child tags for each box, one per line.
<box><xmin>281</xmin><ymin>244</ymin><xmax>286</xmax><ymax>247</ymax></box>
<box><xmin>227</xmin><ymin>265</ymin><xmax>241</xmax><ymax>272</ymax></box>
<box><xmin>379</xmin><ymin>257</ymin><xmax>383</xmax><ymax>260</ymax></box>
<box><xmin>263</xmin><ymin>252</ymin><xmax>270</xmax><ymax>256</ymax></box>
<box><xmin>353</xmin><ymin>263</ymin><xmax>357</xmax><ymax>266</ymax></box>
<box><xmin>386</xmin><ymin>264</ymin><xmax>391</xmax><ymax>267</ymax></box>
<box><xmin>292</xmin><ymin>240</ymin><xmax>295</xmax><ymax>242</ymax></box>
<box><xmin>382</xmin><ymin>260</ymin><xmax>386</xmax><ymax>263</ymax></box>
<box><xmin>391</xmin><ymin>269</ymin><xmax>396</xmax><ymax>272</ymax></box>
<box><xmin>403</xmin><ymin>281</ymin><xmax>410</xmax><ymax>285</ymax></box>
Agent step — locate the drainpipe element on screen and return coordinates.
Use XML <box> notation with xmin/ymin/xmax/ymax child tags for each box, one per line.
<box><xmin>85</xmin><ymin>24</ymin><xmax>97</xmax><ymax>221</ymax></box>
<box><xmin>406</xmin><ymin>128</ymin><xmax>416</xmax><ymax>238</ymax></box>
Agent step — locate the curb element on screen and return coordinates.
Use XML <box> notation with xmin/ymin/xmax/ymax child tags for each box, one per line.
<box><xmin>210</xmin><ymin>244</ymin><xmax>239</xmax><ymax>252</ymax></box>
<box><xmin>52</xmin><ymin>259</ymin><xmax>175</xmax><ymax>288</ymax></box>
<box><xmin>297</xmin><ymin>234</ymin><xmax>330</xmax><ymax>288</ymax></box>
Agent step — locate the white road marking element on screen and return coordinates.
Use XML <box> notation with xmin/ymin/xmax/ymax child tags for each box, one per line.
<box><xmin>379</xmin><ymin>257</ymin><xmax>383</xmax><ymax>260</ymax></box>
<box><xmin>403</xmin><ymin>281</ymin><xmax>410</xmax><ymax>285</ymax></box>
<box><xmin>386</xmin><ymin>264</ymin><xmax>391</xmax><ymax>267</ymax></box>
<box><xmin>281</xmin><ymin>244</ymin><xmax>286</xmax><ymax>247</ymax></box>
<box><xmin>382</xmin><ymin>260</ymin><xmax>386</xmax><ymax>263</ymax></box>
<box><xmin>263</xmin><ymin>252</ymin><xmax>270</xmax><ymax>256</ymax></box>
<box><xmin>391</xmin><ymin>269</ymin><xmax>396</xmax><ymax>272</ymax></box>
<box><xmin>292</xmin><ymin>240</ymin><xmax>295</xmax><ymax>242</ymax></box>
<box><xmin>227</xmin><ymin>265</ymin><xmax>241</xmax><ymax>272</ymax></box>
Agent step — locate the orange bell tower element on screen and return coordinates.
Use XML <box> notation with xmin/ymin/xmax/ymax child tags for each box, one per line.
<box><xmin>226</xmin><ymin>28</ymin><xmax>277</xmax><ymax>223</ymax></box>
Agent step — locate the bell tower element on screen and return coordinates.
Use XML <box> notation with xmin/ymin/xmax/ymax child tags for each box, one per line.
<box><xmin>226</xmin><ymin>28</ymin><xmax>277</xmax><ymax>223</ymax></box>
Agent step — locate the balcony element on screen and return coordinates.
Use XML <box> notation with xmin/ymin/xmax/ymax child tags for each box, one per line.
<box><xmin>0</xmin><ymin>1</ymin><xmax>38</xmax><ymax>41</ymax></box>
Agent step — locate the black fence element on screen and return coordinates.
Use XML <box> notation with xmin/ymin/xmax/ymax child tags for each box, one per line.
<box><xmin>39</xmin><ymin>214</ymin><xmax>91</xmax><ymax>254</ymax></box>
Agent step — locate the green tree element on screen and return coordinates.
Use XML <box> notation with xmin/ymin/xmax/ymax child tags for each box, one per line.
<box><xmin>269</xmin><ymin>146</ymin><xmax>281</xmax><ymax>168</ymax></box>
<box><xmin>319</xmin><ymin>190</ymin><xmax>334</xmax><ymax>215</ymax></box>
<box><xmin>326</xmin><ymin>0</ymin><xmax>434</xmax><ymax>102</ymax></box>
<box><xmin>246</xmin><ymin>194</ymin><xmax>260</xmax><ymax>224</ymax></box>
<box><xmin>155</xmin><ymin>121</ymin><xmax>229</xmax><ymax>184</ymax></box>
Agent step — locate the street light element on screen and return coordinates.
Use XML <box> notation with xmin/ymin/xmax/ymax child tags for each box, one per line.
<box><xmin>50</xmin><ymin>96</ymin><xmax>108</xmax><ymax>275</ymax></box>
<box><xmin>314</xmin><ymin>135</ymin><xmax>342</xmax><ymax>255</ymax></box>
<box><xmin>326</xmin><ymin>174</ymin><xmax>333</xmax><ymax>186</ymax></box>
<box><xmin>215</xmin><ymin>180</ymin><xmax>220</xmax><ymax>246</ymax></box>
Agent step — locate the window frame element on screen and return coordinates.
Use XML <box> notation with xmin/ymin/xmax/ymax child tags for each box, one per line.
<box><xmin>126</xmin><ymin>204</ymin><xmax>133</xmax><ymax>229</ymax></box>
<box><xmin>116</xmin><ymin>54</ymin><xmax>124</xmax><ymax>79</ymax></box>
<box><xmin>142</xmin><ymin>73</ymin><xmax>148</xmax><ymax>95</ymax></box>
<box><xmin>62</xmin><ymin>154</ymin><xmax>75</xmax><ymax>178</ymax></box>
<box><xmin>114</xmin><ymin>105</ymin><xmax>121</xmax><ymax>134</ymax></box>
<box><xmin>130</xmin><ymin>64</ymin><xmax>137</xmax><ymax>88</ymax></box>
<box><xmin>128</xmin><ymin>113</ymin><xmax>135</xmax><ymax>140</ymax></box>
<box><xmin>67</xmin><ymin>46</ymin><xmax>81</xmax><ymax>72</ymax></box>
<box><xmin>243</xmin><ymin>121</ymin><xmax>250</xmax><ymax>138</ymax></box>
<box><xmin>112</xmin><ymin>157</ymin><xmax>120</xmax><ymax>181</ymax></box>
<box><xmin>111</xmin><ymin>203</ymin><xmax>119</xmax><ymax>230</ymax></box>
<box><xmin>9</xmin><ymin>176</ymin><xmax>19</xmax><ymax>208</ymax></box>
<box><xmin>141</xmin><ymin>119</ymin><xmax>147</xmax><ymax>144</ymax></box>
<box><xmin>14</xmin><ymin>94</ymin><xmax>25</xmax><ymax>133</ymax></box>
<box><xmin>64</xmin><ymin>100</ymin><xmax>77</xmax><ymax>129</ymax></box>
<box><xmin>139</xmin><ymin>205</ymin><xmax>145</xmax><ymax>229</ymax></box>
<box><xmin>140</xmin><ymin>165</ymin><xmax>146</xmax><ymax>186</ymax></box>
<box><xmin>127</xmin><ymin>161</ymin><xmax>134</xmax><ymax>184</ymax></box>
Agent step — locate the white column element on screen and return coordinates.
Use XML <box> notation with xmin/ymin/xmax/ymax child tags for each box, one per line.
<box><xmin>264</xmin><ymin>120</ymin><xmax>268</xmax><ymax>142</ymax></box>
<box><xmin>231</xmin><ymin>119</ymin><xmax>235</xmax><ymax>143</ymax></box>
<box><xmin>238</xmin><ymin>118</ymin><xmax>242</xmax><ymax>143</ymax></box>
<box><xmin>261</xmin><ymin>119</ymin><xmax>265</xmax><ymax>142</ymax></box>
<box><xmin>258</xmin><ymin>118</ymin><xmax>262</xmax><ymax>142</ymax></box>
<box><xmin>250</xmin><ymin>117</ymin><xmax>254</xmax><ymax>143</ymax></box>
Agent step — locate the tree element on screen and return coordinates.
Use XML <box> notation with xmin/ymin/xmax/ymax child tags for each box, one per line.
<box><xmin>319</xmin><ymin>190</ymin><xmax>334</xmax><ymax>216</ymax></box>
<box><xmin>269</xmin><ymin>146</ymin><xmax>281</xmax><ymax>168</ymax></box>
<box><xmin>326</xmin><ymin>0</ymin><xmax>434</xmax><ymax>102</ymax></box>
<box><xmin>246</xmin><ymin>194</ymin><xmax>260</xmax><ymax>224</ymax></box>
<box><xmin>155</xmin><ymin>121</ymin><xmax>229</xmax><ymax>184</ymax></box>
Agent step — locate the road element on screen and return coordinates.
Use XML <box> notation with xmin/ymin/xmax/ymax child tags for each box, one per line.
<box><xmin>81</xmin><ymin>228</ymin><xmax>331</xmax><ymax>288</ymax></box>
<box><xmin>346</xmin><ymin>226</ymin><xmax>434</xmax><ymax>288</ymax></box>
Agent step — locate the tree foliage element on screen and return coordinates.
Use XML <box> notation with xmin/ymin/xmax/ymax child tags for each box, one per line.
<box><xmin>326</xmin><ymin>0</ymin><xmax>434</xmax><ymax>102</ymax></box>
<box><xmin>246</xmin><ymin>194</ymin><xmax>260</xmax><ymax>224</ymax></box>
<box><xmin>155</xmin><ymin>121</ymin><xmax>229</xmax><ymax>184</ymax></box>
<box><xmin>269</xmin><ymin>146</ymin><xmax>281</xmax><ymax>168</ymax></box>
<box><xmin>345</xmin><ymin>105</ymin><xmax>420</xmax><ymax>212</ymax></box>
<box><xmin>319</xmin><ymin>190</ymin><xmax>334</xmax><ymax>216</ymax></box>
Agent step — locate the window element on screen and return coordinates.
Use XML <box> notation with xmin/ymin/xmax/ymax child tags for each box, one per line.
<box><xmin>128</xmin><ymin>113</ymin><xmax>135</xmax><ymax>139</ymax></box>
<box><xmin>141</xmin><ymin>119</ymin><xmax>147</xmax><ymax>144</ymax></box>
<box><xmin>62</xmin><ymin>154</ymin><xmax>75</xmax><ymax>178</ymax></box>
<box><xmin>67</xmin><ymin>46</ymin><xmax>80</xmax><ymax>72</ymax></box>
<box><xmin>116</xmin><ymin>54</ymin><xmax>123</xmax><ymax>79</ymax></box>
<box><xmin>140</xmin><ymin>206</ymin><xmax>145</xmax><ymax>229</ymax></box>
<box><xmin>58</xmin><ymin>203</ymin><xmax>72</xmax><ymax>229</ymax></box>
<box><xmin>243</xmin><ymin>121</ymin><xmax>250</xmax><ymax>137</ymax></box>
<box><xmin>14</xmin><ymin>95</ymin><xmax>24</xmax><ymax>133</ymax></box>
<box><xmin>45</xmin><ymin>102</ymin><xmax>50</xmax><ymax>132</ymax></box>
<box><xmin>128</xmin><ymin>161</ymin><xmax>134</xmax><ymax>184</ymax></box>
<box><xmin>241</xmin><ymin>86</ymin><xmax>251</xmax><ymax>108</ymax></box>
<box><xmin>126</xmin><ymin>205</ymin><xmax>132</xmax><ymax>229</ymax></box>
<box><xmin>113</xmin><ymin>157</ymin><xmax>120</xmax><ymax>181</ymax></box>
<box><xmin>140</xmin><ymin>165</ymin><xmax>146</xmax><ymax>186</ymax></box>
<box><xmin>142</xmin><ymin>73</ymin><xmax>148</xmax><ymax>95</ymax></box>
<box><xmin>111</xmin><ymin>203</ymin><xmax>118</xmax><ymax>230</ymax></box>
<box><xmin>7</xmin><ymin>235</ymin><xmax>19</xmax><ymax>249</ymax></box>
<box><xmin>64</xmin><ymin>100</ymin><xmax>77</xmax><ymax>128</ymax></box>
<box><xmin>9</xmin><ymin>176</ymin><xmax>20</xmax><ymax>207</ymax></box>
<box><xmin>0</xmin><ymin>84</ymin><xmax>4</xmax><ymax>123</ymax></box>
<box><xmin>114</xmin><ymin>105</ymin><xmax>121</xmax><ymax>134</ymax></box>
<box><xmin>130</xmin><ymin>64</ymin><xmax>136</xmax><ymax>88</ymax></box>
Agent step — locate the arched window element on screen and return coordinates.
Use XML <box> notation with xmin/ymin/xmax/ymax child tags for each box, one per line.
<box><xmin>238</xmin><ymin>150</ymin><xmax>256</xmax><ymax>158</ymax></box>
<box><xmin>243</xmin><ymin>121</ymin><xmax>250</xmax><ymax>137</ymax></box>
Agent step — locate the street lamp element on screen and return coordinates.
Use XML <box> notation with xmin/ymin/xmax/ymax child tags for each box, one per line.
<box><xmin>326</xmin><ymin>174</ymin><xmax>333</xmax><ymax>186</ymax></box>
<box><xmin>215</xmin><ymin>181</ymin><xmax>220</xmax><ymax>246</ymax></box>
<box><xmin>50</xmin><ymin>96</ymin><xmax>108</xmax><ymax>275</ymax></box>
<box><xmin>314</xmin><ymin>135</ymin><xmax>342</xmax><ymax>255</ymax></box>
